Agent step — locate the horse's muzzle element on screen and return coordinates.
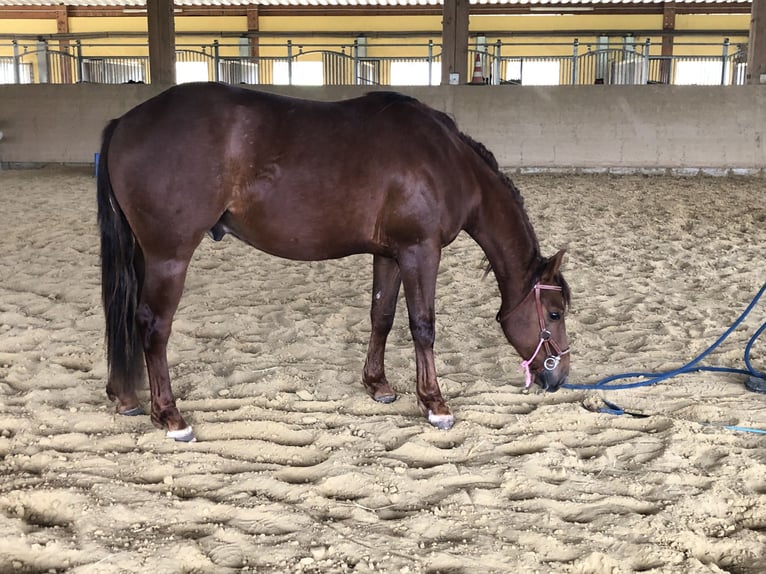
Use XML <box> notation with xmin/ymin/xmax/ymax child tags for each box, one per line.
<box><xmin>535</xmin><ymin>371</ymin><xmax>568</xmax><ymax>392</ymax></box>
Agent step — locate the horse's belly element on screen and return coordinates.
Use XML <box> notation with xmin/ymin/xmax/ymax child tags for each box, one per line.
<box><xmin>218</xmin><ymin>206</ymin><xmax>379</xmax><ymax>262</ymax></box>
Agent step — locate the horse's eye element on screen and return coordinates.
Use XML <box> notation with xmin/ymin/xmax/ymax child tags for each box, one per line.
<box><xmin>549</xmin><ymin>312</ymin><xmax>562</xmax><ymax>321</ymax></box>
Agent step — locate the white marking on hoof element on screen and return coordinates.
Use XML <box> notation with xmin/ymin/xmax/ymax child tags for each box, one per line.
<box><xmin>166</xmin><ymin>426</ymin><xmax>196</xmax><ymax>442</ymax></box>
<box><xmin>428</xmin><ymin>411</ymin><xmax>454</xmax><ymax>430</ymax></box>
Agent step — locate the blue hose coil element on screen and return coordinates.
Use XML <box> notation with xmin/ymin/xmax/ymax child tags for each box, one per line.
<box><xmin>564</xmin><ymin>282</ymin><xmax>766</xmax><ymax>391</ymax></box>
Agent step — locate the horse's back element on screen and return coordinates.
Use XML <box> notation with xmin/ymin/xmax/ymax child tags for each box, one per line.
<box><xmin>112</xmin><ymin>83</ymin><xmax>456</xmax><ymax>167</ymax></box>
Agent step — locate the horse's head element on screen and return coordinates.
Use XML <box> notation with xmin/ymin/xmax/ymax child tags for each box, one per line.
<box><xmin>498</xmin><ymin>249</ymin><xmax>570</xmax><ymax>392</ymax></box>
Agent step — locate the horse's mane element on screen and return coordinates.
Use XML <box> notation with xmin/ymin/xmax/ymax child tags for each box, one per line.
<box><xmin>458</xmin><ymin>132</ymin><xmax>528</xmax><ymax>207</ymax></box>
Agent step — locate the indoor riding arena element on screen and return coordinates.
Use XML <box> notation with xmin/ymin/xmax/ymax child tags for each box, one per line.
<box><xmin>1</xmin><ymin>1</ymin><xmax>766</xmax><ymax>573</ymax></box>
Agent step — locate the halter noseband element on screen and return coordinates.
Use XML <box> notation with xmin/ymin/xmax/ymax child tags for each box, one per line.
<box><xmin>496</xmin><ymin>282</ymin><xmax>570</xmax><ymax>389</ymax></box>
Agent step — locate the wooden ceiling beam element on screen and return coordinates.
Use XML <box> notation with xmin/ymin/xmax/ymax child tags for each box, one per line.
<box><xmin>0</xmin><ymin>2</ymin><xmax>753</xmax><ymax>20</ymax></box>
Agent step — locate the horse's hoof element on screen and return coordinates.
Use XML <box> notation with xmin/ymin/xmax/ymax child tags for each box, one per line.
<box><xmin>119</xmin><ymin>406</ymin><xmax>145</xmax><ymax>416</ymax></box>
<box><xmin>166</xmin><ymin>426</ymin><xmax>196</xmax><ymax>442</ymax></box>
<box><xmin>374</xmin><ymin>394</ymin><xmax>397</xmax><ymax>404</ymax></box>
<box><xmin>428</xmin><ymin>411</ymin><xmax>454</xmax><ymax>430</ymax></box>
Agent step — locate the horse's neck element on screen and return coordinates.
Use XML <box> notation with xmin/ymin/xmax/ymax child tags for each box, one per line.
<box><xmin>466</xmin><ymin>179</ymin><xmax>541</xmax><ymax>310</ymax></box>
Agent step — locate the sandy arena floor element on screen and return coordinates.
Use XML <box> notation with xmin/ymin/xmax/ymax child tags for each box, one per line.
<box><xmin>0</xmin><ymin>166</ymin><xmax>764</xmax><ymax>573</ymax></box>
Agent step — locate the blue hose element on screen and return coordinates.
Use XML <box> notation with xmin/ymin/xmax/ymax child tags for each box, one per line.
<box><xmin>564</xmin><ymin>282</ymin><xmax>766</xmax><ymax>391</ymax></box>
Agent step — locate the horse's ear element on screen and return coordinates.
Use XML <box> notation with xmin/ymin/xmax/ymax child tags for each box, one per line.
<box><xmin>541</xmin><ymin>249</ymin><xmax>566</xmax><ymax>281</ymax></box>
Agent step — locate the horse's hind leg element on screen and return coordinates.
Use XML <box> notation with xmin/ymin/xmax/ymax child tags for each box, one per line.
<box><xmin>138</xmin><ymin>255</ymin><xmax>194</xmax><ymax>441</ymax></box>
<box><xmin>362</xmin><ymin>255</ymin><xmax>401</xmax><ymax>403</ymax></box>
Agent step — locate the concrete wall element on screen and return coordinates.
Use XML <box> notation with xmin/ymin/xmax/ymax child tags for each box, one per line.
<box><xmin>1</xmin><ymin>83</ymin><xmax>765</xmax><ymax>172</ymax></box>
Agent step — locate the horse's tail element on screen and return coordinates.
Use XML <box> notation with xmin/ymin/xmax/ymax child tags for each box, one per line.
<box><xmin>97</xmin><ymin>119</ymin><xmax>144</xmax><ymax>397</ymax></box>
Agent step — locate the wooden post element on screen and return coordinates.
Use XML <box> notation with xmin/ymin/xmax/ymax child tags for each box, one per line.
<box><xmin>247</xmin><ymin>6</ymin><xmax>259</xmax><ymax>60</ymax></box>
<box><xmin>747</xmin><ymin>0</ymin><xmax>766</xmax><ymax>84</ymax></box>
<box><xmin>441</xmin><ymin>0</ymin><xmax>469</xmax><ymax>85</ymax></box>
<box><xmin>660</xmin><ymin>1</ymin><xmax>675</xmax><ymax>84</ymax></box>
<box><xmin>147</xmin><ymin>0</ymin><xmax>176</xmax><ymax>85</ymax></box>
<box><xmin>56</xmin><ymin>5</ymin><xmax>72</xmax><ymax>84</ymax></box>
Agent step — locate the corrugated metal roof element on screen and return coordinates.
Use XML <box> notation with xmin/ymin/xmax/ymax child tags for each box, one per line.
<box><xmin>0</xmin><ymin>0</ymin><xmax>752</xmax><ymax>7</ymax></box>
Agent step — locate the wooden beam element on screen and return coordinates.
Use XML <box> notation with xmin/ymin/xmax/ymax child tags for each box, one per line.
<box><xmin>147</xmin><ymin>0</ymin><xmax>176</xmax><ymax>85</ymax></box>
<box><xmin>660</xmin><ymin>1</ymin><xmax>675</xmax><ymax>84</ymax></box>
<box><xmin>0</xmin><ymin>2</ymin><xmax>751</xmax><ymax>20</ymax></box>
<box><xmin>747</xmin><ymin>0</ymin><xmax>766</xmax><ymax>84</ymax></box>
<box><xmin>56</xmin><ymin>5</ymin><xmax>73</xmax><ymax>84</ymax></box>
<box><xmin>661</xmin><ymin>2</ymin><xmax>675</xmax><ymax>56</ymax></box>
<box><xmin>247</xmin><ymin>5</ymin><xmax>259</xmax><ymax>59</ymax></box>
<box><xmin>55</xmin><ymin>4</ymin><xmax>68</xmax><ymax>33</ymax></box>
<box><xmin>441</xmin><ymin>0</ymin><xmax>469</xmax><ymax>85</ymax></box>
<box><xmin>0</xmin><ymin>7</ymin><xmax>60</xmax><ymax>18</ymax></box>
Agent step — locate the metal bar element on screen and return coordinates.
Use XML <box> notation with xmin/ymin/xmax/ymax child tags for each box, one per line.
<box><xmin>353</xmin><ymin>39</ymin><xmax>359</xmax><ymax>85</ymax></box>
<box><xmin>493</xmin><ymin>39</ymin><xmax>501</xmax><ymax>85</ymax></box>
<box><xmin>643</xmin><ymin>38</ymin><xmax>650</xmax><ymax>84</ymax></box>
<box><xmin>2</xmin><ymin>27</ymin><xmax>751</xmax><ymax>42</ymax></box>
<box><xmin>427</xmin><ymin>39</ymin><xmax>433</xmax><ymax>86</ymax></box>
<box><xmin>76</xmin><ymin>39</ymin><xmax>83</xmax><ymax>83</ymax></box>
<box><xmin>572</xmin><ymin>38</ymin><xmax>579</xmax><ymax>85</ymax></box>
<box><xmin>287</xmin><ymin>39</ymin><xmax>292</xmax><ymax>85</ymax></box>
<box><xmin>12</xmin><ymin>39</ymin><xmax>19</xmax><ymax>83</ymax></box>
<box><xmin>213</xmin><ymin>39</ymin><xmax>220</xmax><ymax>82</ymax></box>
<box><xmin>36</xmin><ymin>39</ymin><xmax>48</xmax><ymax>83</ymax></box>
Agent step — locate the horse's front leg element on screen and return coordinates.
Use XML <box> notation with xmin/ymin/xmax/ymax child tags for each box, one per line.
<box><xmin>362</xmin><ymin>255</ymin><xmax>401</xmax><ymax>403</ymax></box>
<box><xmin>398</xmin><ymin>245</ymin><xmax>453</xmax><ymax>430</ymax></box>
<box><xmin>138</xmin><ymin>257</ymin><xmax>195</xmax><ymax>442</ymax></box>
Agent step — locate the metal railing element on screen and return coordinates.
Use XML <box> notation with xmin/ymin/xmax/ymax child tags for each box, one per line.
<box><xmin>0</xmin><ymin>37</ymin><xmax>747</xmax><ymax>86</ymax></box>
<box><xmin>480</xmin><ymin>38</ymin><xmax>746</xmax><ymax>86</ymax></box>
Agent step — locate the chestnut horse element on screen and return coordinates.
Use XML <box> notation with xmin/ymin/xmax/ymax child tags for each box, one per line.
<box><xmin>97</xmin><ymin>82</ymin><xmax>570</xmax><ymax>442</ymax></box>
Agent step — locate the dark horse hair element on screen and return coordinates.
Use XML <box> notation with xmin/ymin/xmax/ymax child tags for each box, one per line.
<box><xmin>97</xmin><ymin>119</ymin><xmax>145</xmax><ymax>397</ymax></box>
